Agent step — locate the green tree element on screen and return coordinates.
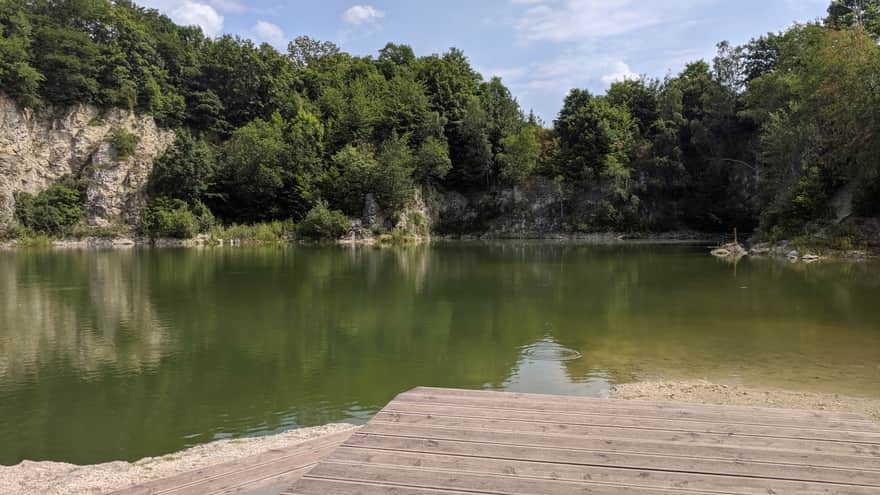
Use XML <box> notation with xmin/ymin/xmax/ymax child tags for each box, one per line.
<box><xmin>287</xmin><ymin>36</ymin><xmax>340</xmax><ymax>67</ymax></box>
<box><xmin>497</xmin><ymin>127</ymin><xmax>540</xmax><ymax>184</ymax></box>
<box><xmin>32</xmin><ymin>24</ymin><xmax>101</xmax><ymax>104</ymax></box>
<box><xmin>0</xmin><ymin>3</ymin><xmax>42</xmax><ymax>106</ymax></box>
<box><xmin>413</xmin><ymin>136</ymin><xmax>452</xmax><ymax>184</ymax></box>
<box><xmin>149</xmin><ymin>131</ymin><xmax>217</xmax><ymax>205</ymax></box>
<box><xmin>216</xmin><ymin>113</ymin><xmax>290</xmax><ymax>222</ymax></box>
<box><xmin>376</xmin><ymin>42</ymin><xmax>416</xmax><ymax>78</ymax></box>
<box><xmin>826</xmin><ymin>0</ymin><xmax>880</xmax><ymax>38</ymax></box>
<box><xmin>447</xmin><ymin>95</ymin><xmax>493</xmax><ymax>187</ymax></box>
<box><xmin>373</xmin><ymin>133</ymin><xmax>416</xmax><ymax>214</ymax></box>
<box><xmin>555</xmin><ymin>89</ymin><xmax>635</xmax><ymax>184</ymax></box>
<box><xmin>323</xmin><ymin>144</ymin><xmax>377</xmax><ymax>215</ymax></box>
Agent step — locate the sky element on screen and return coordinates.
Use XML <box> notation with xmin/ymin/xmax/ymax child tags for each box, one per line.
<box><xmin>137</xmin><ymin>0</ymin><xmax>831</xmax><ymax>122</ymax></box>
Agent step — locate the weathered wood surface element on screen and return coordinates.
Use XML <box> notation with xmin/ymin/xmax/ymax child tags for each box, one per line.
<box><xmin>287</xmin><ymin>387</ymin><xmax>880</xmax><ymax>495</ymax></box>
<box><xmin>111</xmin><ymin>429</ymin><xmax>355</xmax><ymax>495</ymax></box>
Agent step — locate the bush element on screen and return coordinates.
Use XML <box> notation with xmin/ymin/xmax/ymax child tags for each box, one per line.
<box><xmin>191</xmin><ymin>200</ymin><xmax>216</xmax><ymax>232</ymax></box>
<box><xmin>142</xmin><ymin>197</ymin><xmax>198</xmax><ymax>239</ymax></box>
<box><xmin>14</xmin><ymin>181</ymin><xmax>83</xmax><ymax>236</ymax></box>
<box><xmin>297</xmin><ymin>202</ymin><xmax>350</xmax><ymax>240</ymax></box>
<box><xmin>110</xmin><ymin>128</ymin><xmax>140</xmax><ymax>160</ymax></box>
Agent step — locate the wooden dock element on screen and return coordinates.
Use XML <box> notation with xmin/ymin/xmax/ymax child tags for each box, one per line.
<box><xmin>287</xmin><ymin>387</ymin><xmax>880</xmax><ymax>495</ymax></box>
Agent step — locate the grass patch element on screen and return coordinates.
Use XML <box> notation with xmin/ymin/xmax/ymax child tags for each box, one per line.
<box><xmin>208</xmin><ymin>220</ymin><xmax>294</xmax><ymax>244</ymax></box>
<box><xmin>14</xmin><ymin>230</ymin><xmax>53</xmax><ymax>247</ymax></box>
<box><xmin>67</xmin><ymin>222</ymin><xmax>130</xmax><ymax>239</ymax></box>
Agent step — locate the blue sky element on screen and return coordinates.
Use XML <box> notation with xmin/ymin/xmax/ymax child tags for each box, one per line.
<box><xmin>138</xmin><ymin>0</ymin><xmax>830</xmax><ymax>122</ymax></box>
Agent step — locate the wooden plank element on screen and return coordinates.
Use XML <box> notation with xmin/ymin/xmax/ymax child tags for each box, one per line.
<box><xmin>384</xmin><ymin>400</ymin><xmax>880</xmax><ymax>444</ymax></box>
<box><xmin>285</xmin><ymin>388</ymin><xmax>880</xmax><ymax>494</ymax></box>
<box><xmin>305</xmin><ymin>461</ymin><xmax>742</xmax><ymax>495</ymax></box>
<box><xmin>345</xmin><ymin>433</ymin><xmax>880</xmax><ymax>486</ymax></box>
<box><xmin>371</xmin><ymin>411</ymin><xmax>880</xmax><ymax>456</ymax></box>
<box><xmin>412</xmin><ymin>387</ymin><xmax>875</xmax><ymax>424</ymax></box>
<box><xmin>328</xmin><ymin>446</ymin><xmax>880</xmax><ymax>495</ymax></box>
<box><xmin>357</xmin><ymin>423</ymin><xmax>880</xmax><ymax>472</ymax></box>
<box><xmin>287</xmin><ymin>478</ymin><xmax>477</xmax><ymax>495</ymax></box>
<box><xmin>395</xmin><ymin>392</ymin><xmax>878</xmax><ymax>432</ymax></box>
<box><xmin>401</xmin><ymin>389</ymin><xmax>878</xmax><ymax>429</ymax></box>
<box><xmin>238</xmin><ymin>466</ymin><xmax>322</xmax><ymax>495</ymax></box>
<box><xmin>111</xmin><ymin>429</ymin><xmax>355</xmax><ymax>495</ymax></box>
<box><xmin>197</xmin><ymin>464</ymin><xmax>315</xmax><ymax>495</ymax></box>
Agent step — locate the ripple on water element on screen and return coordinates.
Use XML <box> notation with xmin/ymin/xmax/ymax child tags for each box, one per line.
<box><xmin>520</xmin><ymin>338</ymin><xmax>582</xmax><ymax>362</ymax></box>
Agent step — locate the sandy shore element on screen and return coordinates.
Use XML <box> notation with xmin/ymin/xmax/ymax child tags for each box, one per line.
<box><xmin>611</xmin><ymin>379</ymin><xmax>880</xmax><ymax>424</ymax></box>
<box><xmin>0</xmin><ymin>423</ymin><xmax>359</xmax><ymax>495</ymax></box>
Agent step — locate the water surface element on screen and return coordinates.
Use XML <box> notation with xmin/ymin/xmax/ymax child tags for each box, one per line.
<box><xmin>1</xmin><ymin>243</ymin><xmax>878</xmax><ymax>465</ymax></box>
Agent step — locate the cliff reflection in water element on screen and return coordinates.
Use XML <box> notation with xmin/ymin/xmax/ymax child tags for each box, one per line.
<box><xmin>0</xmin><ymin>243</ymin><xmax>878</xmax><ymax>465</ymax></box>
<box><xmin>0</xmin><ymin>249</ymin><xmax>168</xmax><ymax>382</ymax></box>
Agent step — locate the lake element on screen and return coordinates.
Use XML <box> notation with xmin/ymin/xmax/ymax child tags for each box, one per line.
<box><xmin>1</xmin><ymin>242</ymin><xmax>878</xmax><ymax>465</ymax></box>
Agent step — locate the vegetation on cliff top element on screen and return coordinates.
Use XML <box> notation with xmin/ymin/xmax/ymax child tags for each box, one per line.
<box><xmin>2</xmin><ymin>0</ymin><xmax>879</xmax><ymax>243</ymax></box>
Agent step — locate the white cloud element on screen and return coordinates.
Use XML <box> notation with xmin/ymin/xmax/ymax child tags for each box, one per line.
<box><xmin>169</xmin><ymin>1</ymin><xmax>224</xmax><ymax>37</ymax></box>
<box><xmin>254</xmin><ymin>20</ymin><xmax>285</xmax><ymax>46</ymax></box>
<box><xmin>209</xmin><ymin>0</ymin><xmax>245</xmax><ymax>13</ymax></box>
<box><xmin>486</xmin><ymin>52</ymin><xmax>641</xmax><ymax>106</ymax></box>
<box><xmin>513</xmin><ymin>0</ymin><xmax>714</xmax><ymax>43</ymax></box>
<box><xmin>342</xmin><ymin>5</ymin><xmax>385</xmax><ymax>26</ymax></box>
<box><xmin>601</xmin><ymin>61</ymin><xmax>638</xmax><ymax>85</ymax></box>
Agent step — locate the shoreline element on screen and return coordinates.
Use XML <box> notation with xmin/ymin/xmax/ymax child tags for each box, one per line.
<box><xmin>0</xmin><ymin>423</ymin><xmax>359</xmax><ymax>495</ymax></box>
<box><xmin>1</xmin><ymin>231</ymin><xmax>715</xmax><ymax>250</ymax></box>
<box><xmin>2</xmin><ymin>233</ymin><xmax>876</xmax><ymax>260</ymax></box>
<box><xmin>3</xmin><ymin>380</ymin><xmax>877</xmax><ymax>495</ymax></box>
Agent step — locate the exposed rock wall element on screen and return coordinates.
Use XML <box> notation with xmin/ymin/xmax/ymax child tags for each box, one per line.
<box><xmin>424</xmin><ymin>178</ymin><xmax>568</xmax><ymax>237</ymax></box>
<box><xmin>349</xmin><ymin>178</ymin><xmax>571</xmax><ymax>241</ymax></box>
<box><xmin>0</xmin><ymin>95</ymin><xmax>175</xmax><ymax>230</ymax></box>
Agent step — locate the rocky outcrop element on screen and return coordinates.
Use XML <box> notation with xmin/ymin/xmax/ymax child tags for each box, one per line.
<box><xmin>711</xmin><ymin>242</ymin><xmax>747</xmax><ymax>259</ymax></box>
<box><xmin>425</xmin><ymin>177</ymin><xmax>568</xmax><ymax>237</ymax></box>
<box><xmin>0</xmin><ymin>95</ymin><xmax>175</xmax><ymax>230</ymax></box>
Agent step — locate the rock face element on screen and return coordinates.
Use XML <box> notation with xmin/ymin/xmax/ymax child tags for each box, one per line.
<box><xmin>0</xmin><ymin>95</ymin><xmax>175</xmax><ymax>230</ymax></box>
<box><xmin>424</xmin><ymin>177</ymin><xmax>568</xmax><ymax>237</ymax></box>
<box><xmin>710</xmin><ymin>242</ymin><xmax>747</xmax><ymax>259</ymax></box>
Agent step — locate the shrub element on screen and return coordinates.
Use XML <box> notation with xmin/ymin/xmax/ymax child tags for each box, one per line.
<box><xmin>191</xmin><ymin>200</ymin><xmax>216</xmax><ymax>232</ymax></box>
<box><xmin>110</xmin><ymin>128</ymin><xmax>140</xmax><ymax>160</ymax></box>
<box><xmin>14</xmin><ymin>181</ymin><xmax>83</xmax><ymax>236</ymax></box>
<box><xmin>142</xmin><ymin>197</ymin><xmax>198</xmax><ymax>239</ymax></box>
<box><xmin>297</xmin><ymin>202</ymin><xmax>350</xmax><ymax>240</ymax></box>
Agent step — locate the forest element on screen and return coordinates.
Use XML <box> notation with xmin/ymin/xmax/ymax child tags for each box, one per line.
<box><xmin>1</xmin><ymin>0</ymin><xmax>878</xmax><ymax>242</ymax></box>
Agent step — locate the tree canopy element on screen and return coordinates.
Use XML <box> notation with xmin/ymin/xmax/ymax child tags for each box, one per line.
<box><xmin>2</xmin><ymin>0</ymin><xmax>878</xmax><ymax>240</ymax></box>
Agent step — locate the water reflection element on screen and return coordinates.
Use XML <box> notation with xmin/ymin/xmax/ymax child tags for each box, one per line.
<box><xmin>0</xmin><ymin>243</ymin><xmax>878</xmax><ymax>465</ymax></box>
<box><xmin>0</xmin><ymin>250</ymin><xmax>168</xmax><ymax>381</ymax></box>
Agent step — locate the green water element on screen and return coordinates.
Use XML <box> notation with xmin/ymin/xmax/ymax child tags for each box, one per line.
<box><xmin>1</xmin><ymin>243</ymin><xmax>879</xmax><ymax>465</ymax></box>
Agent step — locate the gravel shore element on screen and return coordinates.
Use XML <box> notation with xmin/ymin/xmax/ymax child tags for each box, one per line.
<box><xmin>611</xmin><ymin>379</ymin><xmax>880</xmax><ymax>424</ymax></box>
<box><xmin>0</xmin><ymin>423</ymin><xmax>359</xmax><ymax>495</ymax></box>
